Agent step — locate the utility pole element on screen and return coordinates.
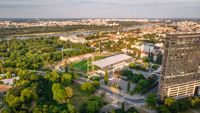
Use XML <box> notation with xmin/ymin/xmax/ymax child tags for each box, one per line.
<box><xmin>92</xmin><ymin>56</ymin><xmax>94</xmax><ymax>71</ymax></box>
<box><xmin>99</xmin><ymin>41</ymin><xmax>101</xmax><ymax>54</ymax></box>
<box><xmin>87</xmin><ymin>58</ymin><xmax>89</xmax><ymax>73</ymax></box>
<box><xmin>62</xmin><ymin>47</ymin><xmax>64</xmax><ymax>61</ymax></box>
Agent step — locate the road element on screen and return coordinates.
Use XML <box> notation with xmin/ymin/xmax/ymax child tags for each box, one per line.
<box><xmin>78</xmin><ymin>77</ymin><xmax>145</xmax><ymax>104</ymax></box>
<box><xmin>83</xmin><ymin>76</ymin><xmax>152</xmax><ymax>113</ymax></box>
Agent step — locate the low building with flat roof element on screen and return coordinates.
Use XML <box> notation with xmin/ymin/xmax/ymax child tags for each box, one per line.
<box><xmin>1</xmin><ymin>77</ymin><xmax>19</xmax><ymax>85</ymax></box>
<box><xmin>0</xmin><ymin>84</ymin><xmax>12</xmax><ymax>93</ymax></box>
<box><xmin>92</xmin><ymin>54</ymin><xmax>133</xmax><ymax>71</ymax></box>
<box><xmin>59</xmin><ymin>35</ymin><xmax>86</xmax><ymax>44</ymax></box>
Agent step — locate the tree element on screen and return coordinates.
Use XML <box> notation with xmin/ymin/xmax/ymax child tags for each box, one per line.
<box><xmin>190</xmin><ymin>97</ymin><xmax>200</xmax><ymax>107</ymax></box>
<box><xmin>81</xmin><ymin>96</ymin><xmax>103</xmax><ymax>113</ymax></box>
<box><xmin>131</xmin><ymin>73</ymin><xmax>145</xmax><ymax>83</ymax></box>
<box><xmin>86</xmin><ymin>101</ymin><xmax>100</xmax><ymax>113</ymax></box>
<box><xmin>104</xmin><ymin>70</ymin><xmax>109</xmax><ymax>85</ymax></box>
<box><xmin>121</xmin><ymin>102</ymin><xmax>125</xmax><ymax>113</ymax></box>
<box><xmin>126</xmin><ymin>107</ymin><xmax>138</xmax><ymax>113</ymax></box>
<box><xmin>5</xmin><ymin>94</ymin><xmax>21</xmax><ymax>109</ymax></box>
<box><xmin>169</xmin><ymin>102</ymin><xmax>179</xmax><ymax>113</ymax></box>
<box><xmin>127</xmin><ymin>82</ymin><xmax>131</xmax><ymax>93</ymax></box>
<box><xmin>65</xmin><ymin>87</ymin><xmax>73</xmax><ymax>98</ymax></box>
<box><xmin>177</xmin><ymin>100</ymin><xmax>189</xmax><ymax>112</ymax></box>
<box><xmin>143</xmin><ymin>33</ymin><xmax>158</xmax><ymax>44</ymax></box>
<box><xmin>156</xmin><ymin>54</ymin><xmax>163</xmax><ymax>65</ymax></box>
<box><xmin>92</xmin><ymin>81</ymin><xmax>100</xmax><ymax>88</ymax></box>
<box><xmin>20</xmin><ymin>88</ymin><xmax>38</xmax><ymax>103</ymax></box>
<box><xmin>61</xmin><ymin>73</ymin><xmax>72</xmax><ymax>85</ymax></box>
<box><xmin>49</xmin><ymin>71</ymin><xmax>60</xmax><ymax>82</ymax></box>
<box><xmin>143</xmin><ymin>63</ymin><xmax>149</xmax><ymax>70</ymax></box>
<box><xmin>120</xmin><ymin>69</ymin><xmax>133</xmax><ymax>77</ymax></box>
<box><xmin>157</xmin><ymin>105</ymin><xmax>171</xmax><ymax>113</ymax></box>
<box><xmin>81</xmin><ymin>82</ymin><xmax>96</xmax><ymax>94</ymax></box>
<box><xmin>6</xmin><ymin>72</ymin><xmax>12</xmax><ymax>78</ymax></box>
<box><xmin>0</xmin><ymin>63</ymin><xmax>3</xmax><ymax>73</ymax></box>
<box><xmin>30</xmin><ymin>74</ymin><xmax>40</xmax><ymax>81</ymax></box>
<box><xmin>1</xmin><ymin>108</ymin><xmax>11</xmax><ymax>113</ymax></box>
<box><xmin>164</xmin><ymin>97</ymin><xmax>175</xmax><ymax>106</ymax></box>
<box><xmin>52</xmin><ymin>83</ymin><xmax>68</xmax><ymax>104</ymax></box>
<box><xmin>133</xmin><ymin>84</ymin><xmax>142</xmax><ymax>93</ymax></box>
<box><xmin>134</xmin><ymin>79</ymin><xmax>148</xmax><ymax>93</ymax></box>
<box><xmin>66</xmin><ymin>102</ymin><xmax>76</xmax><ymax>113</ymax></box>
<box><xmin>129</xmin><ymin>63</ymin><xmax>137</xmax><ymax>69</ymax></box>
<box><xmin>111</xmin><ymin>109</ymin><xmax>116</xmax><ymax>113</ymax></box>
<box><xmin>145</xmin><ymin>93</ymin><xmax>157</xmax><ymax>108</ymax></box>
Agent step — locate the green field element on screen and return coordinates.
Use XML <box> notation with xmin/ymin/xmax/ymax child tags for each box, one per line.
<box><xmin>72</xmin><ymin>56</ymin><xmax>105</xmax><ymax>73</ymax></box>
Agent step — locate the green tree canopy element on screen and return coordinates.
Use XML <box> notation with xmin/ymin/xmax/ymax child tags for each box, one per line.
<box><xmin>104</xmin><ymin>70</ymin><xmax>109</xmax><ymax>85</ymax></box>
<box><xmin>164</xmin><ymin>97</ymin><xmax>175</xmax><ymax>106</ymax></box>
<box><xmin>61</xmin><ymin>73</ymin><xmax>72</xmax><ymax>85</ymax></box>
<box><xmin>145</xmin><ymin>93</ymin><xmax>157</xmax><ymax>107</ymax></box>
<box><xmin>81</xmin><ymin>82</ymin><xmax>96</xmax><ymax>94</ymax></box>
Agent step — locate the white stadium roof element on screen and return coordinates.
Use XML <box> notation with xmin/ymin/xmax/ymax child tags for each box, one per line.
<box><xmin>92</xmin><ymin>54</ymin><xmax>132</xmax><ymax>68</ymax></box>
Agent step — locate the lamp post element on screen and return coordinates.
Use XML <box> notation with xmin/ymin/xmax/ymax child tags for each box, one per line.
<box><xmin>61</xmin><ymin>47</ymin><xmax>64</xmax><ymax>61</ymax></box>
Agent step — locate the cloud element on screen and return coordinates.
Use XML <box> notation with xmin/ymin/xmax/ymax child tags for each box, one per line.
<box><xmin>0</xmin><ymin>0</ymin><xmax>199</xmax><ymax>18</ymax></box>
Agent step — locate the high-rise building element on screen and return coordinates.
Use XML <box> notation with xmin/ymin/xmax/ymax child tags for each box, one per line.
<box><xmin>158</xmin><ymin>33</ymin><xmax>200</xmax><ymax>100</ymax></box>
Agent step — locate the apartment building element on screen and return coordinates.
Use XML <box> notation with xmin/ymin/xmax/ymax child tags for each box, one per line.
<box><xmin>158</xmin><ymin>33</ymin><xmax>200</xmax><ymax>100</ymax></box>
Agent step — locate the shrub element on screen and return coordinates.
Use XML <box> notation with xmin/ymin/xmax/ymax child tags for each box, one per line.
<box><xmin>126</xmin><ymin>107</ymin><xmax>138</xmax><ymax>113</ymax></box>
<box><xmin>152</xmin><ymin>64</ymin><xmax>159</xmax><ymax>70</ymax></box>
<box><xmin>90</xmin><ymin>76</ymin><xmax>100</xmax><ymax>81</ymax></box>
<box><xmin>92</xmin><ymin>81</ymin><xmax>100</xmax><ymax>88</ymax></box>
<box><xmin>157</xmin><ymin>105</ymin><xmax>171</xmax><ymax>113</ymax></box>
<box><xmin>120</xmin><ymin>69</ymin><xmax>133</xmax><ymax>77</ymax></box>
<box><xmin>129</xmin><ymin>63</ymin><xmax>147</xmax><ymax>71</ymax></box>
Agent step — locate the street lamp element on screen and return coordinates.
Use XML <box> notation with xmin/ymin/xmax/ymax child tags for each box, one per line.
<box><xmin>61</xmin><ymin>47</ymin><xmax>64</xmax><ymax>61</ymax></box>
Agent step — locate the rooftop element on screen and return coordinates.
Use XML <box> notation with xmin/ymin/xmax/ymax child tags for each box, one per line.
<box><xmin>0</xmin><ymin>84</ymin><xmax>12</xmax><ymax>93</ymax></box>
<box><xmin>92</xmin><ymin>54</ymin><xmax>132</xmax><ymax>69</ymax></box>
<box><xmin>166</xmin><ymin>33</ymin><xmax>200</xmax><ymax>39</ymax></box>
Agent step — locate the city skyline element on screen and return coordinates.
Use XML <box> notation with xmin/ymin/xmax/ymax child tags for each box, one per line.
<box><xmin>1</xmin><ymin>2</ymin><xmax>200</xmax><ymax>112</ymax></box>
<box><xmin>0</xmin><ymin>0</ymin><xmax>200</xmax><ymax>18</ymax></box>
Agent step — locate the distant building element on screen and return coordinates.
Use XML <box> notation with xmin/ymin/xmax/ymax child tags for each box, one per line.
<box><xmin>59</xmin><ymin>36</ymin><xmax>86</xmax><ymax>44</ymax></box>
<box><xmin>131</xmin><ymin>43</ymin><xmax>154</xmax><ymax>58</ymax></box>
<box><xmin>158</xmin><ymin>33</ymin><xmax>200</xmax><ymax>100</ymax></box>
<box><xmin>121</xmin><ymin>48</ymin><xmax>134</xmax><ymax>54</ymax></box>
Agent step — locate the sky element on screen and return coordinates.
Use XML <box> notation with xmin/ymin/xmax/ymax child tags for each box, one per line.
<box><xmin>0</xmin><ymin>0</ymin><xmax>200</xmax><ymax>18</ymax></box>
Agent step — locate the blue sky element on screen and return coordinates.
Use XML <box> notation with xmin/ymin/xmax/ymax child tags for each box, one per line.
<box><xmin>0</xmin><ymin>0</ymin><xmax>199</xmax><ymax>18</ymax></box>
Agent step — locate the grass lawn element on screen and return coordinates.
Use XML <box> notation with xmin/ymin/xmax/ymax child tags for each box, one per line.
<box><xmin>73</xmin><ymin>60</ymin><xmax>88</xmax><ymax>72</ymax></box>
<box><xmin>73</xmin><ymin>56</ymin><xmax>105</xmax><ymax>73</ymax></box>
